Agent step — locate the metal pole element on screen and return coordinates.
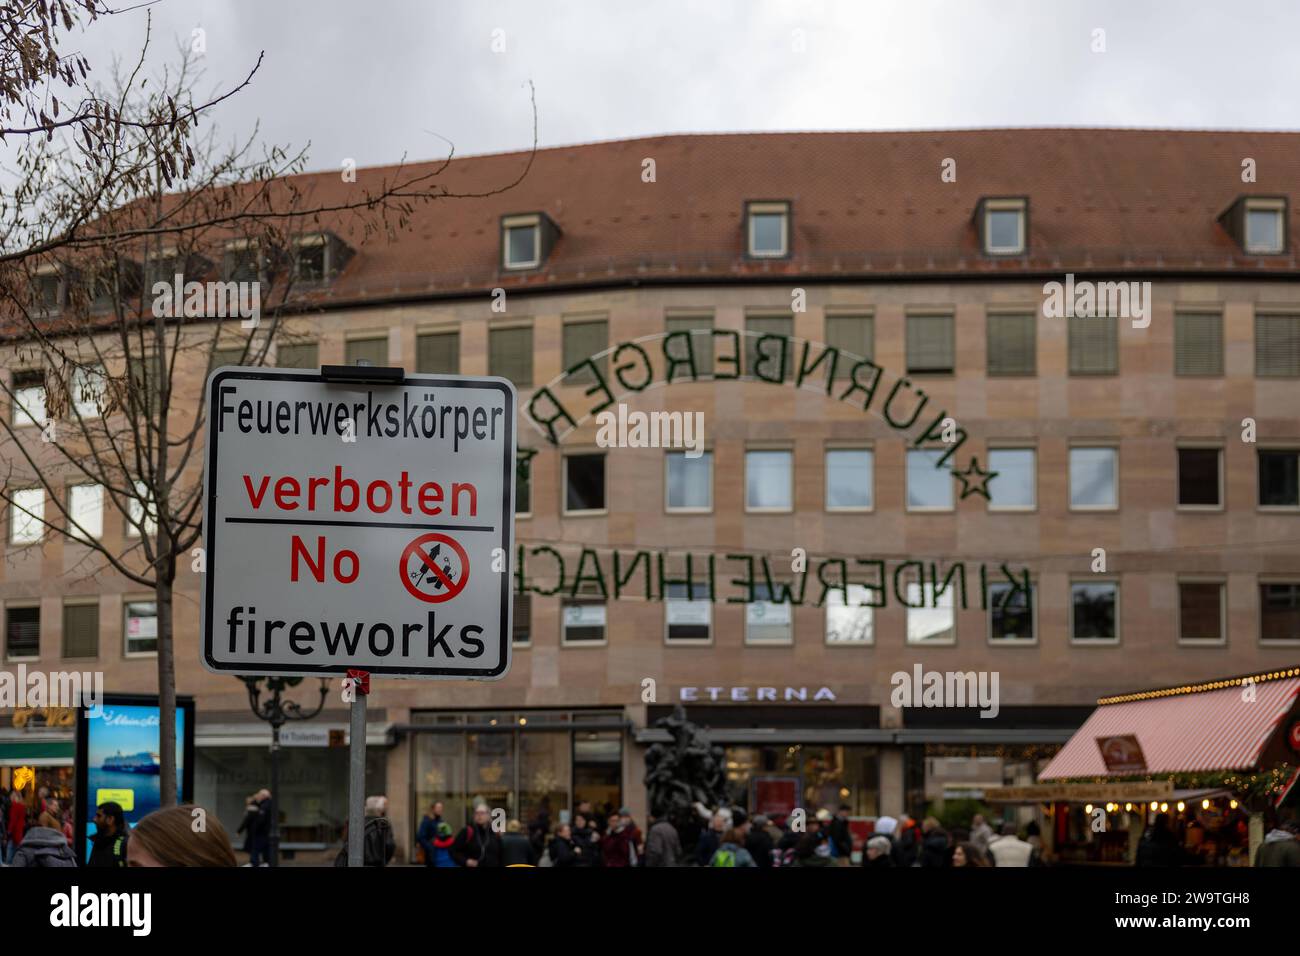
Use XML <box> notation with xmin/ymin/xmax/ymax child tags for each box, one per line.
<box><xmin>347</xmin><ymin>675</ymin><xmax>367</xmax><ymax>866</ymax></box>
<box><xmin>269</xmin><ymin>721</ymin><xmax>281</xmax><ymax>867</ymax></box>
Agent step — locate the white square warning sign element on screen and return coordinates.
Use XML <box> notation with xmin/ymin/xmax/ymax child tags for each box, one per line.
<box><xmin>199</xmin><ymin>368</ymin><xmax>516</xmax><ymax>679</ymax></box>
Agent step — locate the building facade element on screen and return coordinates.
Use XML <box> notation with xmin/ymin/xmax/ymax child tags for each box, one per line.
<box><xmin>3</xmin><ymin>130</ymin><xmax>1299</xmax><ymax>858</ymax></box>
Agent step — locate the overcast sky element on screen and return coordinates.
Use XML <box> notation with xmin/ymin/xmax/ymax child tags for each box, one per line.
<box><xmin>82</xmin><ymin>0</ymin><xmax>1299</xmax><ymax>172</ymax></box>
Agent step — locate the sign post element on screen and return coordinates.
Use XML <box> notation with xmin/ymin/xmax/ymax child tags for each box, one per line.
<box><xmin>200</xmin><ymin>363</ymin><xmax>516</xmax><ymax>865</ymax></box>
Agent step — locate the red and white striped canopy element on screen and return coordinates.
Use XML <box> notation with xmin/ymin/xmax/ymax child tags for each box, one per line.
<box><xmin>1040</xmin><ymin>677</ymin><xmax>1300</xmax><ymax>780</ymax></box>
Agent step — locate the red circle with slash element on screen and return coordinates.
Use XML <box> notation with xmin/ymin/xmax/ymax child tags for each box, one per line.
<box><xmin>400</xmin><ymin>532</ymin><xmax>470</xmax><ymax>604</ymax></box>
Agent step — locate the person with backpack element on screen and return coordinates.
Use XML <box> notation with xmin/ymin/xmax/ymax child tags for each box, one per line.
<box><xmin>709</xmin><ymin>827</ymin><xmax>757</xmax><ymax>867</ymax></box>
<box><xmin>8</xmin><ymin>825</ymin><xmax>76</xmax><ymax>867</ymax></box>
<box><xmin>431</xmin><ymin>821</ymin><xmax>458</xmax><ymax>867</ymax></box>
<box><xmin>452</xmin><ymin>803</ymin><xmax>503</xmax><ymax>868</ymax></box>
<box><xmin>502</xmin><ymin>819</ymin><xmax>538</xmax><ymax>865</ymax></box>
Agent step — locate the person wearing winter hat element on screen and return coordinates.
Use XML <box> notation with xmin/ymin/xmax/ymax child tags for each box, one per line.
<box><xmin>432</xmin><ymin>821</ymin><xmax>458</xmax><ymax>867</ymax></box>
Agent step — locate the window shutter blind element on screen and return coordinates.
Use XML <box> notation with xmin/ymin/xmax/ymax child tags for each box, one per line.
<box><xmin>1256</xmin><ymin>314</ymin><xmax>1300</xmax><ymax>377</ymax></box>
<box><xmin>277</xmin><ymin>342</ymin><xmax>318</xmax><ymax>369</ymax></box>
<box><xmin>986</xmin><ymin>313</ymin><xmax>1036</xmax><ymax>376</ymax></box>
<box><xmin>745</xmin><ymin>315</ymin><xmax>794</xmax><ymax>378</ymax></box>
<box><xmin>906</xmin><ymin>314</ymin><xmax>954</xmax><ymax>372</ymax></box>
<box><xmin>1069</xmin><ymin>315</ymin><xmax>1118</xmax><ymax>374</ymax></box>
<box><xmin>825</xmin><ymin>315</ymin><xmax>874</xmax><ymax>379</ymax></box>
<box><xmin>562</xmin><ymin>320</ymin><xmax>608</xmax><ymax>383</ymax></box>
<box><xmin>416</xmin><ymin>331</ymin><xmax>459</xmax><ymax>374</ymax></box>
<box><xmin>63</xmin><ymin>604</ymin><xmax>99</xmax><ymax>658</ymax></box>
<box><xmin>666</xmin><ymin>315</ymin><xmax>714</xmax><ymax>376</ymax></box>
<box><xmin>344</xmin><ymin>337</ymin><xmax>388</xmax><ymax>367</ymax></box>
<box><xmin>1175</xmin><ymin>313</ymin><xmax>1223</xmax><ymax>376</ymax></box>
<box><xmin>490</xmin><ymin>326</ymin><xmax>533</xmax><ymax>388</ymax></box>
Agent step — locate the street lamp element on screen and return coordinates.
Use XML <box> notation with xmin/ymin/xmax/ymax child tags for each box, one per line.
<box><xmin>241</xmin><ymin>675</ymin><xmax>329</xmax><ymax>867</ymax></box>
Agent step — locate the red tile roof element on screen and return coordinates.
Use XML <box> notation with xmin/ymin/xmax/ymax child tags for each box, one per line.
<box><xmin>294</xmin><ymin>128</ymin><xmax>1300</xmax><ymax>307</ymax></box>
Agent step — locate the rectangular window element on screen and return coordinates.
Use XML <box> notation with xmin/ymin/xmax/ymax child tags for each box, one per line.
<box><xmin>1245</xmin><ymin>200</ymin><xmax>1285</xmax><ymax>254</ymax></box>
<box><xmin>1255</xmin><ymin>314</ymin><xmax>1300</xmax><ymax>377</ymax></box>
<box><xmin>562</xmin><ymin>319</ymin><xmax>608</xmax><ymax>384</ymax></box>
<box><xmin>209</xmin><ymin>345</ymin><xmax>245</xmax><ymax>373</ymax></box>
<box><xmin>666</xmin><ymin>451</ymin><xmax>712</xmax><ymax>511</ymax></box>
<box><xmin>1177</xmin><ymin>447</ymin><xmax>1221</xmax><ymax>508</ymax></box>
<box><xmin>12</xmin><ymin>369</ymin><xmax>46</xmax><ymax>427</ymax></box>
<box><xmin>1069</xmin><ymin>447</ymin><xmax>1118</xmax><ymax>509</ymax></box>
<box><xmin>665</xmin><ymin>314</ymin><xmax>713</xmax><ymax>377</ymax></box>
<box><xmin>1179</xmin><ymin>582</ymin><xmax>1224</xmax><ymax>644</ymax></box>
<box><xmin>665</xmin><ymin>582</ymin><xmax>712</xmax><ymax>643</ymax></box>
<box><xmin>906</xmin><ymin>580</ymin><xmax>955</xmax><ymax>645</ymax></box>
<box><xmin>1258</xmin><ymin>449</ymin><xmax>1300</xmax><ymax>507</ymax></box>
<box><xmin>32</xmin><ymin>270</ymin><xmax>61</xmax><ymax>311</ymax></box>
<box><xmin>71</xmin><ymin>364</ymin><xmax>107</xmax><ymax>419</ymax></box>
<box><xmin>986</xmin><ymin>313</ymin><xmax>1036</xmax><ymax>376</ymax></box>
<box><xmin>68</xmin><ymin>484</ymin><xmax>104</xmax><ymax>541</ymax></box>
<box><xmin>63</xmin><ymin>603</ymin><xmax>99</xmax><ymax>658</ymax></box>
<box><xmin>293</xmin><ymin>240</ymin><xmax>327</xmax><ymax>282</ymax></box>
<box><xmin>489</xmin><ymin>325</ymin><xmax>533</xmax><ymax>389</ymax></box>
<box><xmin>1071</xmin><ymin>582</ymin><xmax>1119</xmax><ymax>642</ymax></box>
<box><xmin>564</xmin><ymin>454</ymin><xmax>606</xmax><ymax>513</ymax></box>
<box><xmin>746</xmin><ymin>201</ymin><xmax>789</xmax><ymax>258</ymax></box>
<box><xmin>416</xmin><ymin>331</ymin><xmax>460</xmax><ymax>374</ymax></box>
<box><xmin>1175</xmin><ymin>313</ymin><xmax>1224</xmax><ymax>376</ymax></box>
<box><xmin>344</xmin><ymin>337</ymin><xmax>388</xmax><ymax>367</ymax></box>
<box><xmin>1069</xmin><ymin>315</ymin><xmax>1118</xmax><ymax>374</ymax></box>
<box><xmin>276</xmin><ymin>341</ymin><xmax>318</xmax><ymax>369</ymax></box>
<box><xmin>745</xmin><ymin>315</ymin><xmax>793</xmax><ymax>379</ymax></box>
<box><xmin>987</xmin><ymin>448</ymin><xmax>1036</xmax><ymax>510</ymax></box>
<box><xmin>825</xmin><ymin>448</ymin><xmax>873</xmax><ymax>510</ymax></box>
<box><xmin>906</xmin><ymin>449</ymin><xmax>953</xmax><ymax>510</ymax></box>
<box><xmin>127</xmin><ymin>480</ymin><xmax>157</xmax><ymax>538</ymax></box>
<box><xmin>561</xmin><ymin>598</ymin><xmax>606</xmax><ymax>644</ymax></box>
<box><xmin>825</xmin><ymin>585</ymin><xmax>873</xmax><ymax>645</ymax></box>
<box><xmin>222</xmin><ymin>242</ymin><xmax>260</xmax><ymax>283</ymax></box>
<box><xmin>502</xmin><ymin>215</ymin><xmax>541</xmax><ymax>270</ymax></box>
<box><xmin>906</xmin><ymin>314</ymin><xmax>955</xmax><ymax>374</ymax></box>
<box><xmin>983</xmin><ymin>199</ymin><xmax>1026</xmax><ymax>255</ymax></box>
<box><xmin>745</xmin><ymin>449</ymin><xmax>792</xmax><ymax>511</ymax></box>
<box><xmin>10</xmin><ymin>488</ymin><xmax>44</xmax><ymax>544</ymax></box>
<box><xmin>824</xmin><ymin>315</ymin><xmax>873</xmax><ymax>379</ymax></box>
<box><xmin>1260</xmin><ymin>583</ymin><xmax>1300</xmax><ymax>642</ymax></box>
<box><xmin>989</xmin><ymin>583</ymin><xmax>1035</xmax><ymax>643</ymax></box>
<box><xmin>5</xmin><ymin>606</ymin><xmax>40</xmax><ymax>659</ymax></box>
<box><xmin>745</xmin><ymin>583</ymin><xmax>793</xmax><ymax>644</ymax></box>
<box><xmin>512</xmin><ymin>594</ymin><xmax>531</xmax><ymax>646</ymax></box>
<box><xmin>124</xmin><ymin>600</ymin><xmax>158</xmax><ymax>655</ymax></box>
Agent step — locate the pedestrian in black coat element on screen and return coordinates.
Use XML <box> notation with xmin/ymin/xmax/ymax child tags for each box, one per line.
<box><xmin>452</xmin><ymin>805</ymin><xmax>504</xmax><ymax>868</ymax></box>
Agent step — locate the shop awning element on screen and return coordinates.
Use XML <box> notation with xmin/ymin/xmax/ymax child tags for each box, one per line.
<box><xmin>0</xmin><ymin>739</ymin><xmax>74</xmax><ymax>767</ymax></box>
<box><xmin>1040</xmin><ymin>676</ymin><xmax>1300</xmax><ymax>779</ymax></box>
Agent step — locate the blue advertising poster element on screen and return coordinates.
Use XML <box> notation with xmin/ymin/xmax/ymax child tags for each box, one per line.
<box><xmin>76</xmin><ymin>695</ymin><xmax>194</xmax><ymax>864</ymax></box>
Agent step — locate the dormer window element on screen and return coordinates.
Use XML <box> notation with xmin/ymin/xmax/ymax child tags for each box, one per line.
<box><xmin>223</xmin><ymin>239</ymin><xmax>262</xmax><ymax>283</ymax></box>
<box><xmin>501</xmin><ymin>213</ymin><xmax>560</xmax><ymax>271</ymax></box>
<box><xmin>1245</xmin><ymin>198</ymin><xmax>1285</xmax><ymax>254</ymax></box>
<box><xmin>293</xmin><ymin>232</ymin><xmax>354</xmax><ymax>283</ymax></box>
<box><xmin>31</xmin><ymin>265</ymin><xmax>63</xmax><ymax>312</ymax></box>
<box><xmin>746</xmin><ymin>201</ymin><xmax>790</xmax><ymax>258</ymax></box>
<box><xmin>1220</xmin><ymin>195</ymin><xmax>1287</xmax><ymax>255</ymax></box>
<box><xmin>979</xmin><ymin>198</ymin><xmax>1027</xmax><ymax>255</ymax></box>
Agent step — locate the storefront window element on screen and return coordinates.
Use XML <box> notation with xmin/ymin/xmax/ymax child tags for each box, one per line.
<box><xmin>573</xmin><ymin>730</ymin><xmax>622</xmax><ymax>815</ymax></box>
<box><xmin>725</xmin><ymin>744</ymin><xmax>879</xmax><ymax>817</ymax></box>
<box><xmin>518</xmin><ymin>731</ymin><xmax>570</xmax><ymax>827</ymax></box>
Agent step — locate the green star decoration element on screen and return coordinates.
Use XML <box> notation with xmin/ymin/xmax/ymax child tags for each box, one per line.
<box><xmin>952</xmin><ymin>457</ymin><xmax>997</xmax><ymax>500</ymax></box>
